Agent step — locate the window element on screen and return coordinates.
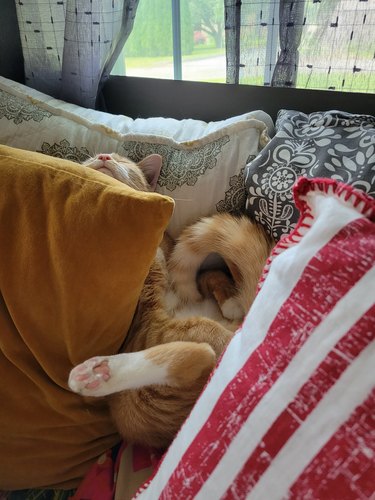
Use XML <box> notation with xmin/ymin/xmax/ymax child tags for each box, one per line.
<box><xmin>234</xmin><ymin>0</ymin><xmax>375</xmax><ymax>93</ymax></box>
<box><xmin>111</xmin><ymin>0</ymin><xmax>226</xmax><ymax>83</ymax></box>
<box><xmin>112</xmin><ymin>0</ymin><xmax>375</xmax><ymax>94</ymax></box>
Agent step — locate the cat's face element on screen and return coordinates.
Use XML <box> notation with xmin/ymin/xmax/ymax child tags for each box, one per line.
<box><xmin>84</xmin><ymin>153</ymin><xmax>162</xmax><ymax>192</ymax></box>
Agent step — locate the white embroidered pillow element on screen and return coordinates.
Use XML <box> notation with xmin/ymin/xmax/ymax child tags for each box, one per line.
<box><xmin>0</xmin><ymin>76</ymin><xmax>273</xmax><ymax>238</ymax></box>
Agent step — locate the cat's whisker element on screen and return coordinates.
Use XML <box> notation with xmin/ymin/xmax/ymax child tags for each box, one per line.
<box><xmin>169</xmin><ymin>198</ymin><xmax>193</xmax><ymax>202</ymax></box>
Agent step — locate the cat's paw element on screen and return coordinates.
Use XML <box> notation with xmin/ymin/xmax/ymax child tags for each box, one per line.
<box><xmin>68</xmin><ymin>357</ymin><xmax>111</xmax><ymax>397</ymax></box>
<box><xmin>221</xmin><ymin>297</ymin><xmax>244</xmax><ymax>321</ymax></box>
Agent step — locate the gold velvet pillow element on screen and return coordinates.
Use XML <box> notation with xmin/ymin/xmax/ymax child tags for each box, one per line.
<box><xmin>0</xmin><ymin>145</ymin><xmax>174</xmax><ymax>490</ymax></box>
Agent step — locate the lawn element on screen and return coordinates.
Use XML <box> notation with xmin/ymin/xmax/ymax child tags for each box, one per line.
<box><xmin>123</xmin><ymin>44</ymin><xmax>224</xmax><ymax>70</ymax></box>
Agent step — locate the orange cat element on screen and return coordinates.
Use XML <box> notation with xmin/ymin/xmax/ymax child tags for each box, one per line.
<box><xmin>69</xmin><ymin>153</ymin><xmax>273</xmax><ymax>448</ymax></box>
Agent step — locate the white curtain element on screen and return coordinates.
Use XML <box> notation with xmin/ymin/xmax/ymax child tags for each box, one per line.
<box><xmin>15</xmin><ymin>0</ymin><xmax>140</xmax><ymax>108</ymax></box>
<box><xmin>225</xmin><ymin>0</ymin><xmax>375</xmax><ymax>93</ymax></box>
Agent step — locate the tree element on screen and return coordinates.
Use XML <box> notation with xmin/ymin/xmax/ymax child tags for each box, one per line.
<box><xmin>190</xmin><ymin>0</ymin><xmax>224</xmax><ymax>48</ymax></box>
<box><xmin>125</xmin><ymin>0</ymin><xmax>194</xmax><ymax>57</ymax></box>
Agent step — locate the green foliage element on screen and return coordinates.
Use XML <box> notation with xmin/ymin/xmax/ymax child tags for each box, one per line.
<box><xmin>190</xmin><ymin>0</ymin><xmax>224</xmax><ymax>48</ymax></box>
<box><xmin>125</xmin><ymin>0</ymin><xmax>194</xmax><ymax>57</ymax></box>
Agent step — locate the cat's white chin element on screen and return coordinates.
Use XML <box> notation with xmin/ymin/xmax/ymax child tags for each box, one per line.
<box><xmin>98</xmin><ymin>167</ymin><xmax>114</xmax><ymax>177</ymax></box>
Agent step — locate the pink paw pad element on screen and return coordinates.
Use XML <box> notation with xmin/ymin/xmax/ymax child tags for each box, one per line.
<box><xmin>69</xmin><ymin>357</ymin><xmax>111</xmax><ymax>394</ymax></box>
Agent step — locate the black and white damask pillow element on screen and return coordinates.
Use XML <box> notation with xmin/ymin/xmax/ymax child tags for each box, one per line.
<box><xmin>245</xmin><ymin>110</ymin><xmax>375</xmax><ymax>240</ymax></box>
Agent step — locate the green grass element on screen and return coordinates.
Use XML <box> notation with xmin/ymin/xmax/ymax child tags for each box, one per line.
<box><xmin>239</xmin><ymin>75</ymin><xmax>267</xmax><ymax>87</ymax></box>
<box><xmin>187</xmin><ymin>44</ymin><xmax>224</xmax><ymax>58</ymax></box>
<box><xmin>297</xmin><ymin>70</ymin><xmax>374</xmax><ymax>94</ymax></box>
<box><xmin>124</xmin><ymin>43</ymin><xmax>224</xmax><ymax>69</ymax></box>
<box><xmin>202</xmin><ymin>77</ymin><xmax>226</xmax><ymax>83</ymax></box>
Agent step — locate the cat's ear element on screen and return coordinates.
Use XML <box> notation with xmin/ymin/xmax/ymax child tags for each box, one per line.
<box><xmin>138</xmin><ymin>154</ymin><xmax>162</xmax><ymax>191</ymax></box>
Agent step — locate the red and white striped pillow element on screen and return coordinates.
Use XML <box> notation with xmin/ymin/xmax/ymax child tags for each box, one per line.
<box><xmin>136</xmin><ymin>177</ymin><xmax>375</xmax><ymax>499</ymax></box>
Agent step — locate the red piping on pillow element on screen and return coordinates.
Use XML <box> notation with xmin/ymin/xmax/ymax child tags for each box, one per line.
<box><xmin>257</xmin><ymin>177</ymin><xmax>375</xmax><ymax>291</ymax></box>
<box><xmin>294</xmin><ymin>176</ymin><xmax>375</xmax><ymax>221</ymax></box>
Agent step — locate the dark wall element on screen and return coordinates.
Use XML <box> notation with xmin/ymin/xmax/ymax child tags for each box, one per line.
<box><xmin>101</xmin><ymin>76</ymin><xmax>375</xmax><ymax>122</ymax></box>
<box><xmin>0</xmin><ymin>0</ymin><xmax>24</xmax><ymax>83</ymax></box>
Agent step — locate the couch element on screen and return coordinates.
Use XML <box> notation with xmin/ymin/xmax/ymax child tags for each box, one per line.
<box><xmin>0</xmin><ymin>74</ymin><xmax>374</xmax><ymax>499</ymax></box>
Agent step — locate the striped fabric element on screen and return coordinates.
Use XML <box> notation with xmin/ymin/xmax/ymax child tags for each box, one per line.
<box><xmin>136</xmin><ymin>177</ymin><xmax>375</xmax><ymax>500</ymax></box>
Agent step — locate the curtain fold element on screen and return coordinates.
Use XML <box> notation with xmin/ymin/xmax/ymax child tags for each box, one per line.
<box><xmin>15</xmin><ymin>0</ymin><xmax>140</xmax><ymax>108</ymax></box>
<box><xmin>271</xmin><ymin>0</ymin><xmax>305</xmax><ymax>87</ymax></box>
<box><xmin>224</xmin><ymin>0</ymin><xmax>241</xmax><ymax>84</ymax></box>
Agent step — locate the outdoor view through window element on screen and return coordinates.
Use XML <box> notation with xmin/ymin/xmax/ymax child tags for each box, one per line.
<box><xmin>111</xmin><ymin>0</ymin><xmax>226</xmax><ymax>82</ymax></box>
<box><xmin>111</xmin><ymin>0</ymin><xmax>374</xmax><ymax>93</ymax></box>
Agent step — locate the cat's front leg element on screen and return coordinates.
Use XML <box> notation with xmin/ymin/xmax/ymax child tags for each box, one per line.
<box><xmin>162</xmin><ymin>318</ymin><xmax>234</xmax><ymax>358</ymax></box>
<box><xmin>68</xmin><ymin>342</ymin><xmax>216</xmax><ymax>397</ymax></box>
<box><xmin>68</xmin><ymin>351</ymin><xmax>170</xmax><ymax>397</ymax></box>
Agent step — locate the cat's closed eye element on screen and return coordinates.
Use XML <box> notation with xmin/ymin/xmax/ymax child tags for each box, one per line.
<box><xmin>83</xmin><ymin>153</ymin><xmax>162</xmax><ymax>192</ymax></box>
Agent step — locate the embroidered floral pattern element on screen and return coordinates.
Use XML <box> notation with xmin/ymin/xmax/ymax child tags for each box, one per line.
<box><xmin>38</xmin><ymin>139</ymin><xmax>90</xmax><ymax>163</ymax></box>
<box><xmin>245</xmin><ymin>110</ymin><xmax>375</xmax><ymax>240</ymax></box>
<box><xmin>121</xmin><ymin>136</ymin><xmax>230</xmax><ymax>191</ymax></box>
<box><xmin>0</xmin><ymin>89</ymin><xmax>52</xmax><ymax>124</ymax></box>
<box><xmin>216</xmin><ymin>158</ymin><xmax>254</xmax><ymax>214</ymax></box>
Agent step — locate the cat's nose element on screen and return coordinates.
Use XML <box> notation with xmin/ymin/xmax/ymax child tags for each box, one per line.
<box><xmin>98</xmin><ymin>154</ymin><xmax>112</xmax><ymax>161</ymax></box>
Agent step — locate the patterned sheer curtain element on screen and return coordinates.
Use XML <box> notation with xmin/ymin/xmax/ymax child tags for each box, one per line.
<box><xmin>15</xmin><ymin>0</ymin><xmax>140</xmax><ymax>108</ymax></box>
<box><xmin>225</xmin><ymin>0</ymin><xmax>375</xmax><ymax>93</ymax></box>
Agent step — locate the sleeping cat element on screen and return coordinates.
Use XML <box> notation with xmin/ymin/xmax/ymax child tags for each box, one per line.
<box><xmin>69</xmin><ymin>153</ymin><xmax>273</xmax><ymax>448</ymax></box>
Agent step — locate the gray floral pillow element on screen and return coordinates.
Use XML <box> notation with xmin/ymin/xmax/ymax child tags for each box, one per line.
<box><xmin>245</xmin><ymin>110</ymin><xmax>375</xmax><ymax>240</ymax></box>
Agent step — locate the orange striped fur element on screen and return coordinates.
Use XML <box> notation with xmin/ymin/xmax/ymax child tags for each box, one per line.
<box><xmin>69</xmin><ymin>154</ymin><xmax>273</xmax><ymax>448</ymax></box>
